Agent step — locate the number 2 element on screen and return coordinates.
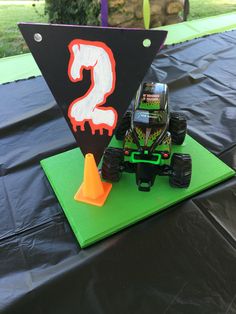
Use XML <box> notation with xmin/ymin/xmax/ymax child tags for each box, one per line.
<box><xmin>68</xmin><ymin>39</ymin><xmax>118</xmax><ymax>136</ymax></box>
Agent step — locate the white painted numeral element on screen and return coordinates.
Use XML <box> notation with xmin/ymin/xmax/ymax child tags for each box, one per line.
<box><xmin>68</xmin><ymin>39</ymin><xmax>117</xmax><ymax>136</ymax></box>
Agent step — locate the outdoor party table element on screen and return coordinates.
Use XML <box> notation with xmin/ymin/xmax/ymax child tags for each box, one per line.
<box><xmin>1</xmin><ymin>13</ymin><xmax>236</xmax><ymax>314</ymax></box>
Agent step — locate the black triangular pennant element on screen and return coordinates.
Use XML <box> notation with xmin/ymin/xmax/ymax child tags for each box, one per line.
<box><xmin>19</xmin><ymin>23</ymin><xmax>167</xmax><ymax>163</ymax></box>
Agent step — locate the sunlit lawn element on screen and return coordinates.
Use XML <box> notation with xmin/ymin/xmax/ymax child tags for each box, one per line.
<box><xmin>0</xmin><ymin>1</ymin><xmax>47</xmax><ymax>57</ymax></box>
<box><xmin>189</xmin><ymin>0</ymin><xmax>236</xmax><ymax>20</ymax></box>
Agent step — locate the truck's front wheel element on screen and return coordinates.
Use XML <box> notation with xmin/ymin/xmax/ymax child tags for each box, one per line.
<box><xmin>101</xmin><ymin>148</ymin><xmax>124</xmax><ymax>182</ymax></box>
<box><xmin>169</xmin><ymin>153</ymin><xmax>192</xmax><ymax>188</ymax></box>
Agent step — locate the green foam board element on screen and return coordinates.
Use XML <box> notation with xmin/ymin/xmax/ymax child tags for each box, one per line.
<box><xmin>41</xmin><ymin>135</ymin><xmax>235</xmax><ymax>248</ymax></box>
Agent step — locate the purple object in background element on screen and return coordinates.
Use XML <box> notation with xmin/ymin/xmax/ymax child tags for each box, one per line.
<box><xmin>101</xmin><ymin>0</ymin><xmax>108</xmax><ymax>27</ymax></box>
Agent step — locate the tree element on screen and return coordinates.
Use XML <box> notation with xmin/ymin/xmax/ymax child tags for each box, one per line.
<box><xmin>45</xmin><ymin>0</ymin><xmax>100</xmax><ymax>25</ymax></box>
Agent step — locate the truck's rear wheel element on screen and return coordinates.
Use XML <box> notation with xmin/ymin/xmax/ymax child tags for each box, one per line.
<box><xmin>169</xmin><ymin>153</ymin><xmax>192</xmax><ymax>188</ymax></box>
<box><xmin>169</xmin><ymin>112</ymin><xmax>187</xmax><ymax>145</ymax></box>
<box><xmin>115</xmin><ymin>111</ymin><xmax>131</xmax><ymax>141</ymax></box>
<box><xmin>101</xmin><ymin>148</ymin><xmax>124</xmax><ymax>182</ymax></box>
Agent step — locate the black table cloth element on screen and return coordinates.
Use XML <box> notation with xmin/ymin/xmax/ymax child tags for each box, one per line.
<box><xmin>0</xmin><ymin>30</ymin><xmax>236</xmax><ymax>314</ymax></box>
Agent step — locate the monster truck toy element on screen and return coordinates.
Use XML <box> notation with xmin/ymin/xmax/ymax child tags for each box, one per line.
<box><xmin>101</xmin><ymin>82</ymin><xmax>192</xmax><ymax>192</ymax></box>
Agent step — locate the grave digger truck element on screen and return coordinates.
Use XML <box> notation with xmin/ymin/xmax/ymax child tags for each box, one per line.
<box><xmin>101</xmin><ymin>82</ymin><xmax>192</xmax><ymax>192</ymax></box>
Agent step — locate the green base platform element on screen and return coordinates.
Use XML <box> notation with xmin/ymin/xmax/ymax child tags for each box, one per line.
<box><xmin>41</xmin><ymin>136</ymin><xmax>235</xmax><ymax>248</ymax></box>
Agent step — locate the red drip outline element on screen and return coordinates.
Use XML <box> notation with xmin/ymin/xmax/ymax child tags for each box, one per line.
<box><xmin>68</xmin><ymin>39</ymin><xmax>117</xmax><ymax>136</ymax></box>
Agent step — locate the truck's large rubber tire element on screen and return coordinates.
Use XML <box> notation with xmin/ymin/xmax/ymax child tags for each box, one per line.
<box><xmin>115</xmin><ymin>111</ymin><xmax>131</xmax><ymax>141</ymax></box>
<box><xmin>101</xmin><ymin>148</ymin><xmax>124</xmax><ymax>182</ymax></box>
<box><xmin>169</xmin><ymin>112</ymin><xmax>187</xmax><ymax>145</ymax></box>
<box><xmin>169</xmin><ymin>153</ymin><xmax>192</xmax><ymax>188</ymax></box>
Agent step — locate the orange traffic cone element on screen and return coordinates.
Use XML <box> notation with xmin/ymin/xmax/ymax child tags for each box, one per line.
<box><xmin>74</xmin><ymin>153</ymin><xmax>112</xmax><ymax>207</ymax></box>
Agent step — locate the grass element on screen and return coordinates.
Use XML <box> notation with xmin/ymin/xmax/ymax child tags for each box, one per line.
<box><xmin>0</xmin><ymin>1</ymin><xmax>47</xmax><ymax>58</ymax></box>
<box><xmin>0</xmin><ymin>0</ymin><xmax>236</xmax><ymax>58</ymax></box>
<box><xmin>189</xmin><ymin>0</ymin><xmax>236</xmax><ymax>20</ymax></box>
